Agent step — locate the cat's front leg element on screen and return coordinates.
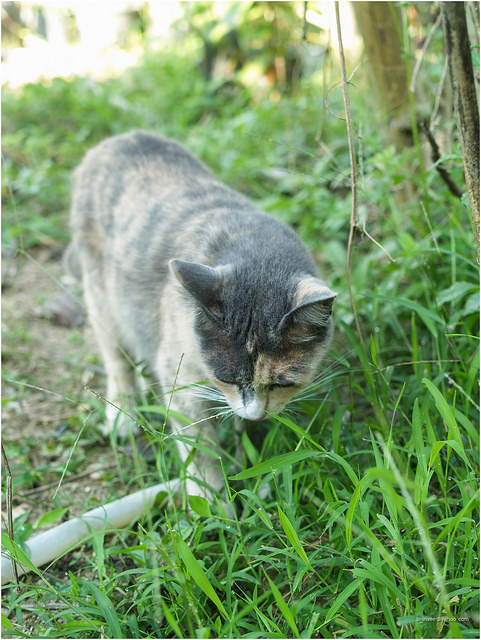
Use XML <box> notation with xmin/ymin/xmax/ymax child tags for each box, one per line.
<box><xmin>102</xmin><ymin>365</ymin><xmax>138</xmax><ymax>438</ymax></box>
<box><xmin>233</xmin><ymin>416</ymin><xmax>247</xmax><ymax>469</ymax></box>
<box><xmin>83</xmin><ymin>279</ymin><xmax>138</xmax><ymax>437</ymax></box>
<box><xmin>167</xmin><ymin>394</ymin><xmax>231</xmax><ymax>513</ymax></box>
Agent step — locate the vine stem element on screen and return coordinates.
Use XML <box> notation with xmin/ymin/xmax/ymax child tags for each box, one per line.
<box><xmin>2</xmin><ymin>443</ymin><xmax>19</xmax><ymax>585</ymax></box>
<box><xmin>334</xmin><ymin>2</ymin><xmax>364</xmax><ymax>346</ymax></box>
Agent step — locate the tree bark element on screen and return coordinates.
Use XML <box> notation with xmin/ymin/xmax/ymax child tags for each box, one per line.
<box><xmin>441</xmin><ymin>2</ymin><xmax>480</xmax><ymax>260</ymax></box>
<box><xmin>351</xmin><ymin>1</ymin><xmax>411</xmax><ymax>149</ymax></box>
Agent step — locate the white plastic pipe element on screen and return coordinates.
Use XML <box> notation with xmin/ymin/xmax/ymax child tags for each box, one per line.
<box><xmin>1</xmin><ymin>479</ymin><xmax>181</xmax><ymax>584</ymax></box>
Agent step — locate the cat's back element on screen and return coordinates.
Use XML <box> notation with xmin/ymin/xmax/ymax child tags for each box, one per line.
<box><xmin>70</xmin><ymin>131</ymin><xmax>314</xmax><ymax>275</ymax></box>
<box><xmin>75</xmin><ymin>130</ymin><xmax>211</xmax><ymax>182</ymax></box>
<box><xmin>70</xmin><ymin>131</ymin><xmax>219</xmax><ymax>268</ymax></box>
<box><xmin>71</xmin><ymin>131</ymin><xmax>212</xmax><ymax>216</ymax></box>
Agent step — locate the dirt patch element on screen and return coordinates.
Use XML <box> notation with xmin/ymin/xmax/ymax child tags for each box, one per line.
<box><xmin>1</xmin><ymin>247</ymin><xmax>135</xmax><ymax>526</ymax></box>
<box><xmin>2</xmin><ymin>245</ymin><xmax>177</xmax><ymax>626</ymax></box>
<box><xmin>2</xmin><ymin>248</ymin><xmax>166</xmax><ymax>633</ymax></box>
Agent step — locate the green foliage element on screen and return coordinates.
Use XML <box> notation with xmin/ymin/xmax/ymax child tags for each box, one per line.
<box><xmin>172</xmin><ymin>1</ymin><xmax>314</xmax><ymax>90</ymax></box>
<box><xmin>2</xmin><ymin>3</ymin><xmax>479</xmax><ymax>638</ymax></box>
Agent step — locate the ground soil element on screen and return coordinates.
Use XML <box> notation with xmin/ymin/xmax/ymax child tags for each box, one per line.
<box><xmin>2</xmin><ymin>247</ymin><xmax>121</xmax><ymax>516</ymax></box>
<box><xmin>1</xmin><ymin>247</ymin><xmax>150</xmax><ymax>630</ymax></box>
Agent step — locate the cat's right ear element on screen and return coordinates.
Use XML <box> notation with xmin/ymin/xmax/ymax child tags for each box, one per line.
<box><xmin>280</xmin><ymin>276</ymin><xmax>337</xmax><ymax>342</ymax></box>
<box><xmin>169</xmin><ymin>259</ymin><xmax>230</xmax><ymax>319</ymax></box>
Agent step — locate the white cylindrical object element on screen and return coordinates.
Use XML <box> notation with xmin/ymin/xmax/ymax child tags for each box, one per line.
<box><xmin>2</xmin><ymin>479</ymin><xmax>181</xmax><ymax>584</ymax></box>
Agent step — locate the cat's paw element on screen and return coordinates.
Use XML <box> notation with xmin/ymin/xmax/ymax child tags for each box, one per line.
<box><xmin>258</xmin><ymin>482</ymin><xmax>271</xmax><ymax>500</ymax></box>
<box><xmin>184</xmin><ymin>478</ymin><xmax>234</xmax><ymax>519</ymax></box>
<box><xmin>101</xmin><ymin>405</ymin><xmax>138</xmax><ymax>438</ymax></box>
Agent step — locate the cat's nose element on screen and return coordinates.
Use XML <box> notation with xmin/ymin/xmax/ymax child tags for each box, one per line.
<box><xmin>234</xmin><ymin>397</ymin><xmax>267</xmax><ymax>421</ymax></box>
<box><xmin>236</xmin><ymin>409</ymin><xmax>266</xmax><ymax>421</ymax></box>
<box><xmin>244</xmin><ymin>410</ymin><xmax>266</xmax><ymax>422</ymax></box>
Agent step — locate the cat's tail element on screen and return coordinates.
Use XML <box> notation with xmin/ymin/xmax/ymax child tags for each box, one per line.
<box><xmin>63</xmin><ymin>242</ymin><xmax>82</xmax><ymax>281</ymax></box>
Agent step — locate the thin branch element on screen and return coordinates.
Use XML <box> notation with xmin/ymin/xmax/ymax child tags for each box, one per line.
<box><xmin>362</xmin><ymin>220</ymin><xmax>396</xmax><ymax>262</ymax></box>
<box><xmin>431</xmin><ymin>57</ymin><xmax>449</xmax><ymax>126</ymax></box>
<box><xmin>421</xmin><ymin>120</ymin><xmax>464</xmax><ymax>198</ymax></box>
<box><xmin>375</xmin><ymin>359</ymin><xmax>459</xmax><ymax>372</ymax></box>
<box><xmin>410</xmin><ymin>13</ymin><xmax>442</xmax><ymax>94</ymax></box>
<box><xmin>19</xmin><ymin>464</ymin><xmax>118</xmax><ymax>497</ymax></box>
<box><xmin>334</xmin><ymin>1</ymin><xmax>364</xmax><ymax>346</ymax></box>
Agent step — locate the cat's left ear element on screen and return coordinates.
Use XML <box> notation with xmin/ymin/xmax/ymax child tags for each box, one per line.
<box><xmin>169</xmin><ymin>259</ymin><xmax>231</xmax><ymax>319</ymax></box>
<box><xmin>283</xmin><ymin>276</ymin><xmax>337</xmax><ymax>330</ymax></box>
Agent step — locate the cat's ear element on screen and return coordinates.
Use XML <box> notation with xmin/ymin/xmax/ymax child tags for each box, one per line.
<box><xmin>281</xmin><ymin>277</ymin><xmax>337</xmax><ymax>340</ymax></box>
<box><xmin>169</xmin><ymin>259</ymin><xmax>230</xmax><ymax>318</ymax></box>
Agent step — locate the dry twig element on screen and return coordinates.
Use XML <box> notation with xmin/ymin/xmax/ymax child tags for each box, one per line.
<box><xmin>1</xmin><ymin>444</ymin><xmax>19</xmax><ymax>585</ymax></box>
<box><xmin>410</xmin><ymin>14</ymin><xmax>442</xmax><ymax>94</ymax></box>
<box><xmin>334</xmin><ymin>2</ymin><xmax>364</xmax><ymax>345</ymax></box>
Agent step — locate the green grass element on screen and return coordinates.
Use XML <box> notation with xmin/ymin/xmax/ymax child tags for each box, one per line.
<box><xmin>2</xmin><ymin>19</ymin><xmax>479</xmax><ymax>640</ymax></box>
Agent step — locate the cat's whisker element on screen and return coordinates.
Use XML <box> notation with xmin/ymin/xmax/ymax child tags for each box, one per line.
<box><xmin>295</xmin><ymin>375</ymin><xmax>342</xmax><ymax>399</ymax></box>
<box><xmin>189</xmin><ymin>384</ymin><xmax>227</xmax><ymax>404</ymax></box>
<box><xmin>279</xmin><ymin>407</ymin><xmax>299</xmax><ymax>420</ymax></box>
<box><xmin>202</xmin><ymin>401</ymin><xmax>234</xmax><ymax>418</ymax></box>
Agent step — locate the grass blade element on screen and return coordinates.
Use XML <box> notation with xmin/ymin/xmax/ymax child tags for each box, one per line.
<box><xmin>238</xmin><ymin>489</ymin><xmax>273</xmax><ymax>529</ymax></box>
<box><xmin>188</xmin><ymin>495</ymin><xmax>212</xmax><ymax>518</ymax></box>
<box><xmin>83</xmin><ymin>582</ymin><xmax>123</xmax><ymax>639</ymax></box>
<box><xmin>229</xmin><ymin>449</ymin><xmax>321</xmax><ymax>480</ymax></box>
<box><xmin>324</xmin><ymin>576</ymin><xmax>363</xmax><ymax>624</ymax></box>
<box><xmin>277</xmin><ymin>505</ymin><xmax>310</xmax><ymax>567</ymax></box>
<box><xmin>1</xmin><ymin>531</ymin><xmax>43</xmax><ymax>582</ymax></box>
<box><xmin>266</xmin><ymin>575</ymin><xmax>299</xmax><ymax>636</ymax></box>
<box><xmin>175</xmin><ymin>534</ymin><xmax>227</xmax><ymax>617</ymax></box>
<box><xmin>345</xmin><ymin>468</ymin><xmax>396</xmax><ymax>550</ymax></box>
<box><xmin>422</xmin><ymin>378</ymin><xmax>463</xmax><ymax>446</ymax></box>
<box><xmin>161</xmin><ymin>599</ymin><xmax>183</xmax><ymax>638</ymax></box>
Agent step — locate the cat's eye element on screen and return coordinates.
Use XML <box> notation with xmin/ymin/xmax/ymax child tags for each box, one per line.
<box><xmin>269</xmin><ymin>382</ymin><xmax>296</xmax><ymax>390</ymax></box>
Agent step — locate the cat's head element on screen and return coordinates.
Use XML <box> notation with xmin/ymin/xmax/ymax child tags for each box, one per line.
<box><xmin>170</xmin><ymin>259</ymin><xmax>336</xmax><ymax>421</ymax></box>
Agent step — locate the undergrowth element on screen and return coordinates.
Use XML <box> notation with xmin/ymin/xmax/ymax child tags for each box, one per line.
<box><xmin>2</xmin><ymin>12</ymin><xmax>479</xmax><ymax>640</ymax></box>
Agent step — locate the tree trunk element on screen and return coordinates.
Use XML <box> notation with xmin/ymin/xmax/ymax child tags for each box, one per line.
<box><xmin>351</xmin><ymin>1</ymin><xmax>411</xmax><ymax>149</ymax></box>
<box><xmin>441</xmin><ymin>2</ymin><xmax>480</xmax><ymax>260</ymax></box>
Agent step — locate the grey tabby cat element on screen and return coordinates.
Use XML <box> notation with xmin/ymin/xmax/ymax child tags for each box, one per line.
<box><xmin>67</xmin><ymin>131</ymin><xmax>336</xmax><ymax>504</ymax></box>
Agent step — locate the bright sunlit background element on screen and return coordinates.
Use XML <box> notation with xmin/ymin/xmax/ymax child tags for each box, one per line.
<box><xmin>1</xmin><ymin>1</ymin><xmax>360</xmax><ymax>88</ymax></box>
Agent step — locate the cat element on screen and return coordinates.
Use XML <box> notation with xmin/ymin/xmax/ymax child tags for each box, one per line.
<box><xmin>66</xmin><ymin>130</ymin><xmax>336</xmax><ymax>507</ymax></box>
